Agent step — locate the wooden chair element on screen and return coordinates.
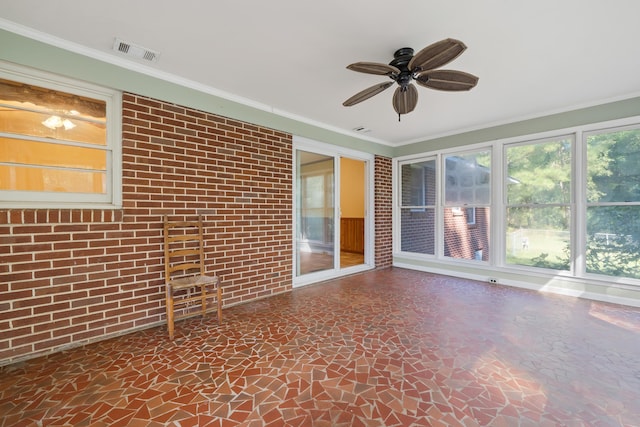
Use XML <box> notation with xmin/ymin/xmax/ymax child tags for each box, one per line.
<box><xmin>163</xmin><ymin>215</ymin><xmax>222</xmax><ymax>339</ymax></box>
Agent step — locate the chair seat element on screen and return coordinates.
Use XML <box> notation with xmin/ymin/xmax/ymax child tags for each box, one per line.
<box><xmin>168</xmin><ymin>274</ymin><xmax>218</xmax><ymax>290</ymax></box>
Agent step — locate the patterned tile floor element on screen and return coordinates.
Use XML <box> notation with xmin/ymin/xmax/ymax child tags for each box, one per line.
<box><xmin>2</xmin><ymin>268</ymin><xmax>640</xmax><ymax>426</ymax></box>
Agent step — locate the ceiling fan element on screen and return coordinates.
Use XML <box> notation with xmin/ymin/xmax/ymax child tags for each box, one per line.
<box><xmin>343</xmin><ymin>38</ymin><xmax>479</xmax><ymax>121</ymax></box>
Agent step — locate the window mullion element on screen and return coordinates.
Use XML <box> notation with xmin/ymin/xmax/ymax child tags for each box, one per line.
<box><xmin>493</xmin><ymin>141</ymin><xmax>505</xmax><ymax>268</ymax></box>
<box><xmin>574</xmin><ymin>130</ymin><xmax>586</xmax><ymax>277</ymax></box>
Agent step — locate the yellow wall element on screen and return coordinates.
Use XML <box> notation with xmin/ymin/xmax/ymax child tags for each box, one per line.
<box><xmin>340</xmin><ymin>157</ymin><xmax>365</xmax><ymax>218</ymax></box>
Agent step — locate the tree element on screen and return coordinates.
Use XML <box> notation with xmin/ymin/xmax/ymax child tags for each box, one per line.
<box><xmin>506</xmin><ymin>138</ymin><xmax>572</xmax><ymax>230</ymax></box>
<box><xmin>584</xmin><ymin>130</ymin><xmax>640</xmax><ymax>278</ymax></box>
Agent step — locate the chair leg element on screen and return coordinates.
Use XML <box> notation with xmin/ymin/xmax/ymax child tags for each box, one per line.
<box><xmin>166</xmin><ymin>285</ymin><xmax>175</xmax><ymax>340</ymax></box>
<box><xmin>217</xmin><ymin>285</ymin><xmax>223</xmax><ymax>324</ymax></box>
<box><xmin>200</xmin><ymin>283</ymin><xmax>207</xmax><ymax>317</ymax></box>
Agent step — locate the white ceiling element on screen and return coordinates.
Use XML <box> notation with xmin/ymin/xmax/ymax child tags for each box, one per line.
<box><xmin>2</xmin><ymin>0</ymin><xmax>640</xmax><ymax>146</ymax></box>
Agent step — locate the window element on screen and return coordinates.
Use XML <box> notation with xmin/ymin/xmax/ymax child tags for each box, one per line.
<box><xmin>399</xmin><ymin>159</ymin><xmax>436</xmax><ymax>254</ymax></box>
<box><xmin>398</xmin><ymin>152</ymin><xmax>490</xmax><ymax>260</ymax></box>
<box><xmin>408</xmin><ymin>164</ymin><xmax>425</xmax><ymax>209</ymax></box>
<box><xmin>465</xmin><ymin>207</ymin><xmax>476</xmax><ymax>225</ymax></box>
<box><xmin>395</xmin><ymin>118</ymin><xmax>640</xmax><ymax>286</ymax></box>
<box><xmin>505</xmin><ymin>137</ymin><xmax>572</xmax><ymax>270</ymax></box>
<box><xmin>0</xmin><ymin>62</ymin><xmax>121</xmax><ymax>208</ymax></box>
<box><xmin>451</xmin><ymin>206</ymin><xmax>475</xmax><ymax>224</ymax></box>
<box><xmin>443</xmin><ymin>151</ymin><xmax>491</xmax><ymax>261</ymax></box>
<box><xmin>585</xmin><ymin>127</ymin><xmax>640</xmax><ymax>279</ymax></box>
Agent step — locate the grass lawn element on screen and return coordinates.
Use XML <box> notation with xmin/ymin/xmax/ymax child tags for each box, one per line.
<box><xmin>506</xmin><ymin>228</ymin><xmax>569</xmax><ymax>269</ymax></box>
<box><xmin>506</xmin><ymin>228</ymin><xmax>640</xmax><ymax>278</ymax></box>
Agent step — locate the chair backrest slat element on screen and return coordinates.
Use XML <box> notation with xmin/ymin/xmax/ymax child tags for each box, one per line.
<box><xmin>164</xmin><ymin>215</ymin><xmax>207</xmax><ymax>281</ymax></box>
<box><xmin>169</xmin><ymin>262</ymin><xmax>201</xmax><ymax>273</ymax></box>
<box><xmin>168</xmin><ymin>248</ymin><xmax>200</xmax><ymax>258</ymax></box>
<box><xmin>167</xmin><ymin>234</ymin><xmax>201</xmax><ymax>243</ymax></box>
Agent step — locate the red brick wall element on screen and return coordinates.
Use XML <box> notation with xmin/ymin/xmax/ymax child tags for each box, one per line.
<box><xmin>399</xmin><ymin>163</ymin><xmax>436</xmax><ymax>254</ymax></box>
<box><xmin>374</xmin><ymin>155</ymin><xmax>393</xmax><ymax>268</ymax></box>
<box><xmin>443</xmin><ymin>207</ymin><xmax>490</xmax><ymax>260</ymax></box>
<box><xmin>0</xmin><ymin>93</ymin><xmax>294</xmax><ymax>365</ymax></box>
<box><xmin>1</xmin><ymin>93</ymin><xmax>395</xmax><ymax>366</ymax></box>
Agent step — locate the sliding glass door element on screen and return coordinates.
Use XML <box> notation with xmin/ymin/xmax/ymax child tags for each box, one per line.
<box><xmin>296</xmin><ymin>151</ymin><xmax>335</xmax><ymax>275</ymax></box>
<box><xmin>294</xmin><ymin>138</ymin><xmax>373</xmax><ymax>286</ymax></box>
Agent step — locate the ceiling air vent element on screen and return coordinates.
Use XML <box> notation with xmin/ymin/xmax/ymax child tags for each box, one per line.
<box><xmin>112</xmin><ymin>38</ymin><xmax>160</xmax><ymax>62</ymax></box>
<box><xmin>353</xmin><ymin>126</ymin><xmax>372</xmax><ymax>133</ymax></box>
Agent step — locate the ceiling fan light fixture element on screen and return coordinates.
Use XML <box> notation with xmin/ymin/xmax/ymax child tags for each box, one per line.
<box><xmin>42</xmin><ymin>115</ymin><xmax>76</xmax><ymax>130</ymax></box>
<box><xmin>62</xmin><ymin>119</ymin><xmax>76</xmax><ymax>130</ymax></box>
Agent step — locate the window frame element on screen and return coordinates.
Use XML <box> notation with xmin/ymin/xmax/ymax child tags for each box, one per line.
<box><xmin>397</xmin><ymin>157</ymin><xmax>438</xmax><ymax>256</ymax></box>
<box><xmin>442</xmin><ymin>148</ymin><xmax>492</xmax><ymax>262</ymax></box>
<box><xmin>0</xmin><ymin>61</ymin><xmax>122</xmax><ymax>209</ymax></box>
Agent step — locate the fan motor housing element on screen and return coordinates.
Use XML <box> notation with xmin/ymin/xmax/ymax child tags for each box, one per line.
<box><xmin>390</xmin><ymin>48</ymin><xmax>414</xmax><ymax>89</ymax></box>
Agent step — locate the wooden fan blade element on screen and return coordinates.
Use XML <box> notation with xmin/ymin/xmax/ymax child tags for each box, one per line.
<box><xmin>343</xmin><ymin>81</ymin><xmax>394</xmax><ymax>107</ymax></box>
<box><xmin>346</xmin><ymin>62</ymin><xmax>400</xmax><ymax>76</ymax></box>
<box><xmin>392</xmin><ymin>84</ymin><xmax>418</xmax><ymax>115</ymax></box>
<box><xmin>408</xmin><ymin>38</ymin><xmax>467</xmax><ymax>72</ymax></box>
<box><xmin>415</xmin><ymin>70</ymin><xmax>479</xmax><ymax>91</ymax></box>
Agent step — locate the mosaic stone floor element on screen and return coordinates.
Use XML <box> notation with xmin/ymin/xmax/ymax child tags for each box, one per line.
<box><xmin>2</xmin><ymin>268</ymin><xmax>640</xmax><ymax>426</ymax></box>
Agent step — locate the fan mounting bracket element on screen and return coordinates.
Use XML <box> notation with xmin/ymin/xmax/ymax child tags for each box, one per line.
<box><xmin>393</xmin><ymin>47</ymin><xmax>414</xmax><ymax>58</ymax></box>
<box><xmin>389</xmin><ymin>47</ymin><xmax>413</xmax><ymax>70</ymax></box>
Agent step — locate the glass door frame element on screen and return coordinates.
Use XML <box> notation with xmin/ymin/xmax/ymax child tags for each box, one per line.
<box><xmin>293</xmin><ymin>136</ymin><xmax>375</xmax><ymax>287</ymax></box>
